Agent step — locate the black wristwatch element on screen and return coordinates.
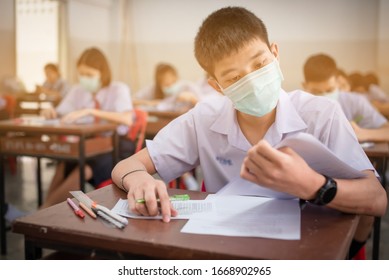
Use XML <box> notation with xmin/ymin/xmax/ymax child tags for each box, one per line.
<box><xmin>309</xmin><ymin>175</ymin><xmax>337</xmax><ymax>206</ymax></box>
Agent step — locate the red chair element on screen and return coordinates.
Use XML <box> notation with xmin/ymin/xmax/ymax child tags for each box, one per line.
<box><xmin>3</xmin><ymin>95</ymin><xmax>17</xmax><ymax>118</ymax></box>
<box><xmin>96</xmin><ymin>108</ymin><xmax>148</xmax><ymax>189</ymax></box>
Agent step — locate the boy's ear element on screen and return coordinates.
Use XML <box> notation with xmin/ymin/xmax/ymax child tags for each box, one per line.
<box><xmin>270</xmin><ymin>43</ymin><xmax>279</xmax><ymax>60</ymax></box>
<box><xmin>208</xmin><ymin>78</ymin><xmax>223</xmax><ymax>94</ymax></box>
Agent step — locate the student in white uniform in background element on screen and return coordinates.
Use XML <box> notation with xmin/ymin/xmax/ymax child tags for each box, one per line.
<box><xmin>135</xmin><ymin>63</ymin><xmax>200</xmax><ymax>111</ymax></box>
<box><xmin>111</xmin><ymin>7</ymin><xmax>387</xmax><ymax>257</ymax></box>
<box><xmin>302</xmin><ymin>53</ymin><xmax>388</xmax><ymax>258</ymax></box>
<box><xmin>35</xmin><ymin>63</ymin><xmax>70</xmax><ymax>100</ymax></box>
<box><xmin>40</xmin><ymin>47</ymin><xmax>135</xmax><ymax>209</ymax></box>
<box><xmin>303</xmin><ymin>53</ymin><xmax>389</xmax><ymax>142</ymax></box>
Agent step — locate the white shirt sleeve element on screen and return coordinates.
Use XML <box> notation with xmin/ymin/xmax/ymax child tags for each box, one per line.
<box><xmin>146</xmin><ymin>110</ymin><xmax>200</xmax><ymax>183</ymax></box>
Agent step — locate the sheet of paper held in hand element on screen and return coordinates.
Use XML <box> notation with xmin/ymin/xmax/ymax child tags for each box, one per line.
<box><xmin>218</xmin><ymin>132</ymin><xmax>366</xmax><ymax>199</ymax></box>
<box><xmin>181</xmin><ymin>194</ymin><xmax>301</xmax><ymax>240</ymax></box>
<box><xmin>111</xmin><ymin>198</ymin><xmax>214</xmax><ymax>219</ymax></box>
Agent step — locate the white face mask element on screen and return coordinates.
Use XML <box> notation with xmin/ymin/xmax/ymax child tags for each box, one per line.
<box><xmin>162</xmin><ymin>81</ymin><xmax>181</xmax><ymax>96</ymax></box>
<box><xmin>219</xmin><ymin>60</ymin><xmax>284</xmax><ymax>117</ymax></box>
<box><xmin>79</xmin><ymin>75</ymin><xmax>101</xmax><ymax>93</ymax></box>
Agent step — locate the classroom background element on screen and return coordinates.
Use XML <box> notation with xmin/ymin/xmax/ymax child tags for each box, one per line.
<box><xmin>0</xmin><ymin>0</ymin><xmax>388</xmax><ymax>260</ymax></box>
<box><xmin>1</xmin><ymin>0</ymin><xmax>388</xmax><ymax>95</ymax></box>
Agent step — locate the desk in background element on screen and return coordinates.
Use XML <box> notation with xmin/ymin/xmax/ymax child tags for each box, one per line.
<box><xmin>13</xmin><ymin>184</ymin><xmax>359</xmax><ymax>260</ymax></box>
<box><xmin>0</xmin><ymin>118</ymin><xmax>118</xmax><ymax>254</ymax></box>
<box><xmin>363</xmin><ymin>141</ymin><xmax>389</xmax><ymax>260</ymax></box>
<box><xmin>144</xmin><ymin>109</ymin><xmax>186</xmax><ymax>138</ymax></box>
<box><xmin>15</xmin><ymin>93</ymin><xmax>61</xmax><ymax>117</ymax></box>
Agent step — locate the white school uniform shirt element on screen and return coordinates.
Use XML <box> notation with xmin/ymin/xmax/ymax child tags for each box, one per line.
<box><xmin>56</xmin><ymin>81</ymin><xmax>133</xmax><ymax>135</ymax></box>
<box><xmin>146</xmin><ymin>90</ymin><xmax>375</xmax><ymax>192</ymax></box>
<box><xmin>336</xmin><ymin>92</ymin><xmax>387</xmax><ymax>128</ymax></box>
<box><xmin>42</xmin><ymin>78</ymin><xmax>70</xmax><ymax>97</ymax></box>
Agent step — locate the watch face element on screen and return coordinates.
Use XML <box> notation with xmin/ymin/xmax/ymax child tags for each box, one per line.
<box><xmin>322</xmin><ymin>184</ymin><xmax>337</xmax><ymax>204</ymax></box>
<box><xmin>320</xmin><ymin>178</ymin><xmax>337</xmax><ymax>205</ymax></box>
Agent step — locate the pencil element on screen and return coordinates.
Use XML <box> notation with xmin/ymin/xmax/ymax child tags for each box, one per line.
<box><xmin>79</xmin><ymin>202</ymin><xmax>97</xmax><ymax>219</ymax></box>
<box><xmin>136</xmin><ymin>194</ymin><xmax>190</xmax><ymax>204</ymax></box>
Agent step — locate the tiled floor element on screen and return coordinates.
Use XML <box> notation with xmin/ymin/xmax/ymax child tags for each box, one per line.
<box><xmin>1</xmin><ymin>157</ymin><xmax>388</xmax><ymax>260</ymax></box>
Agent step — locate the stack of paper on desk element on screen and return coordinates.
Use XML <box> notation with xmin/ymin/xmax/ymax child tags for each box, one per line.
<box><xmin>181</xmin><ymin>195</ymin><xmax>301</xmax><ymax>240</ymax></box>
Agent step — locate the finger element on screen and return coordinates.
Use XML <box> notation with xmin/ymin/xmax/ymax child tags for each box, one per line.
<box><xmin>127</xmin><ymin>192</ymin><xmax>141</xmax><ymax>215</ymax></box>
<box><xmin>155</xmin><ymin>182</ymin><xmax>172</xmax><ymax>223</ymax></box>
<box><xmin>240</xmin><ymin>162</ymin><xmax>259</xmax><ymax>184</ymax></box>
<box><xmin>133</xmin><ymin>187</ymin><xmax>150</xmax><ymax>216</ymax></box>
<box><xmin>251</xmin><ymin>140</ymin><xmax>287</xmax><ymax>165</ymax></box>
<box><xmin>144</xmin><ymin>187</ymin><xmax>159</xmax><ymax>216</ymax></box>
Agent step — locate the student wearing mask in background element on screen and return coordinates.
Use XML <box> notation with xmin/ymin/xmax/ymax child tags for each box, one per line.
<box><xmin>335</xmin><ymin>69</ymin><xmax>351</xmax><ymax>92</ymax></box>
<box><xmin>302</xmin><ymin>53</ymin><xmax>389</xmax><ymax>142</ymax></box>
<box><xmin>135</xmin><ymin>63</ymin><xmax>200</xmax><ymax>111</ymax></box>
<box><xmin>302</xmin><ymin>53</ymin><xmax>388</xmax><ymax>259</ymax></box>
<box><xmin>35</xmin><ymin>63</ymin><xmax>70</xmax><ymax>100</ymax></box>
<box><xmin>39</xmin><ymin>47</ymin><xmax>135</xmax><ymax>209</ymax></box>
<box><xmin>361</xmin><ymin>72</ymin><xmax>389</xmax><ymax>119</ymax></box>
<box><xmin>111</xmin><ymin>7</ymin><xmax>386</xmax><ymax>262</ymax></box>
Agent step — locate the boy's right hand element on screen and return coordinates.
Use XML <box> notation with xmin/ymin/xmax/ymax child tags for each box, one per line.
<box><xmin>40</xmin><ymin>107</ymin><xmax>57</xmax><ymax>119</ymax></box>
<box><xmin>125</xmin><ymin>172</ymin><xmax>177</xmax><ymax>222</ymax></box>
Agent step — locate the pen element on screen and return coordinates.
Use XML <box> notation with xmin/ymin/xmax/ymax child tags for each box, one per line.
<box><xmin>79</xmin><ymin>202</ymin><xmax>97</xmax><ymax>219</ymax></box>
<box><xmin>136</xmin><ymin>194</ymin><xmax>190</xmax><ymax>204</ymax></box>
<box><xmin>67</xmin><ymin>198</ymin><xmax>85</xmax><ymax>219</ymax></box>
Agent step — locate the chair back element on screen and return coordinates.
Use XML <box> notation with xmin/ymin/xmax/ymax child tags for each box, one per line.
<box><xmin>127</xmin><ymin>108</ymin><xmax>148</xmax><ymax>153</ymax></box>
<box><xmin>95</xmin><ymin>108</ymin><xmax>148</xmax><ymax>190</ymax></box>
<box><xmin>3</xmin><ymin>95</ymin><xmax>17</xmax><ymax>118</ymax></box>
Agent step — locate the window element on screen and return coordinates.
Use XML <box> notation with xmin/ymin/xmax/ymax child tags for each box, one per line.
<box><xmin>16</xmin><ymin>0</ymin><xmax>59</xmax><ymax>92</ymax></box>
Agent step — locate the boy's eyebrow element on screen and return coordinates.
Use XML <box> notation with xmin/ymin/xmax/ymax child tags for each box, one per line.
<box><xmin>220</xmin><ymin>49</ymin><xmax>267</xmax><ymax>78</ymax></box>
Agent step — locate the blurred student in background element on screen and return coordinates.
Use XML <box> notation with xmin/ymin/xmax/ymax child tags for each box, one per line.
<box><xmin>40</xmin><ymin>47</ymin><xmax>135</xmax><ymax>208</ymax></box>
<box><xmin>135</xmin><ymin>63</ymin><xmax>200</xmax><ymax>111</ymax></box>
<box><xmin>302</xmin><ymin>53</ymin><xmax>387</xmax><ymax>259</ymax></box>
<box><xmin>302</xmin><ymin>53</ymin><xmax>389</xmax><ymax>142</ymax></box>
<box><xmin>349</xmin><ymin>71</ymin><xmax>389</xmax><ymax>118</ymax></box>
<box><xmin>335</xmin><ymin>69</ymin><xmax>351</xmax><ymax>92</ymax></box>
<box><xmin>35</xmin><ymin>63</ymin><xmax>70</xmax><ymax>100</ymax></box>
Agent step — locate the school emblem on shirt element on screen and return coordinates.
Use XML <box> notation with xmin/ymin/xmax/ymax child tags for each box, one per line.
<box><xmin>216</xmin><ymin>156</ymin><xmax>233</xmax><ymax>166</ymax></box>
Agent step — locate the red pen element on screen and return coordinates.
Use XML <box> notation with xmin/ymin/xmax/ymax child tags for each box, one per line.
<box><xmin>67</xmin><ymin>198</ymin><xmax>85</xmax><ymax>219</ymax></box>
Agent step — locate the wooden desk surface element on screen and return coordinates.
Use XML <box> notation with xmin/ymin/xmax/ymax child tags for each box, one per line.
<box><xmin>0</xmin><ymin>119</ymin><xmax>117</xmax><ymax>136</ymax></box>
<box><xmin>145</xmin><ymin>109</ymin><xmax>186</xmax><ymax>138</ymax></box>
<box><xmin>13</xmin><ymin>185</ymin><xmax>359</xmax><ymax>260</ymax></box>
<box><xmin>363</xmin><ymin>142</ymin><xmax>389</xmax><ymax>158</ymax></box>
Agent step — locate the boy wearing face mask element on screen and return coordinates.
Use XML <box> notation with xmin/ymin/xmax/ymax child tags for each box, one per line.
<box><xmin>303</xmin><ymin>53</ymin><xmax>389</xmax><ymax>142</ymax></box>
<box><xmin>111</xmin><ymin>6</ymin><xmax>386</xmax><ymax>234</ymax></box>
<box><xmin>39</xmin><ymin>47</ymin><xmax>135</xmax><ymax>209</ymax></box>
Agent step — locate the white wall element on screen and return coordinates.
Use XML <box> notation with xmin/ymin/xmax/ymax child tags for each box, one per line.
<box><xmin>378</xmin><ymin>0</ymin><xmax>389</xmax><ymax>92</ymax></box>
<box><xmin>4</xmin><ymin>0</ymin><xmax>385</xmax><ymax>94</ymax></box>
<box><xmin>0</xmin><ymin>0</ymin><xmax>16</xmax><ymax>81</ymax></box>
<box><xmin>126</xmin><ymin>0</ymin><xmax>382</xmax><ymax>92</ymax></box>
<box><xmin>66</xmin><ymin>0</ymin><xmax>118</xmax><ymax>83</ymax></box>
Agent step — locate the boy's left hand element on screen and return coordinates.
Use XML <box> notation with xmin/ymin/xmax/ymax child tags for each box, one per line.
<box><xmin>240</xmin><ymin>140</ymin><xmax>325</xmax><ymax>200</ymax></box>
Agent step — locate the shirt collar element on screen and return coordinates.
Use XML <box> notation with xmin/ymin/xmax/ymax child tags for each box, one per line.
<box><xmin>210</xmin><ymin>90</ymin><xmax>308</xmax><ymax>149</ymax></box>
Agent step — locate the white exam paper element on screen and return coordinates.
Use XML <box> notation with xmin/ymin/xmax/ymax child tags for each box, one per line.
<box><xmin>275</xmin><ymin>132</ymin><xmax>366</xmax><ymax>179</ymax></box>
<box><xmin>111</xmin><ymin>198</ymin><xmax>214</xmax><ymax>219</ymax></box>
<box><xmin>217</xmin><ymin>133</ymin><xmax>365</xmax><ymax>199</ymax></box>
<box><xmin>181</xmin><ymin>195</ymin><xmax>301</xmax><ymax>240</ymax></box>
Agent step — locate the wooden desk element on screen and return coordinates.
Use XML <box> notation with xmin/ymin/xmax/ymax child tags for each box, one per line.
<box><xmin>0</xmin><ymin>119</ymin><xmax>118</xmax><ymax>255</ymax></box>
<box><xmin>13</xmin><ymin>185</ymin><xmax>359</xmax><ymax>260</ymax></box>
<box><xmin>15</xmin><ymin>93</ymin><xmax>61</xmax><ymax>116</ymax></box>
<box><xmin>145</xmin><ymin>110</ymin><xmax>185</xmax><ymax>138</ymax></box>
<box><xmin>363</xmin><ymin>142</ymin><xmax>389</xmax><ymax>260</ymax></box>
